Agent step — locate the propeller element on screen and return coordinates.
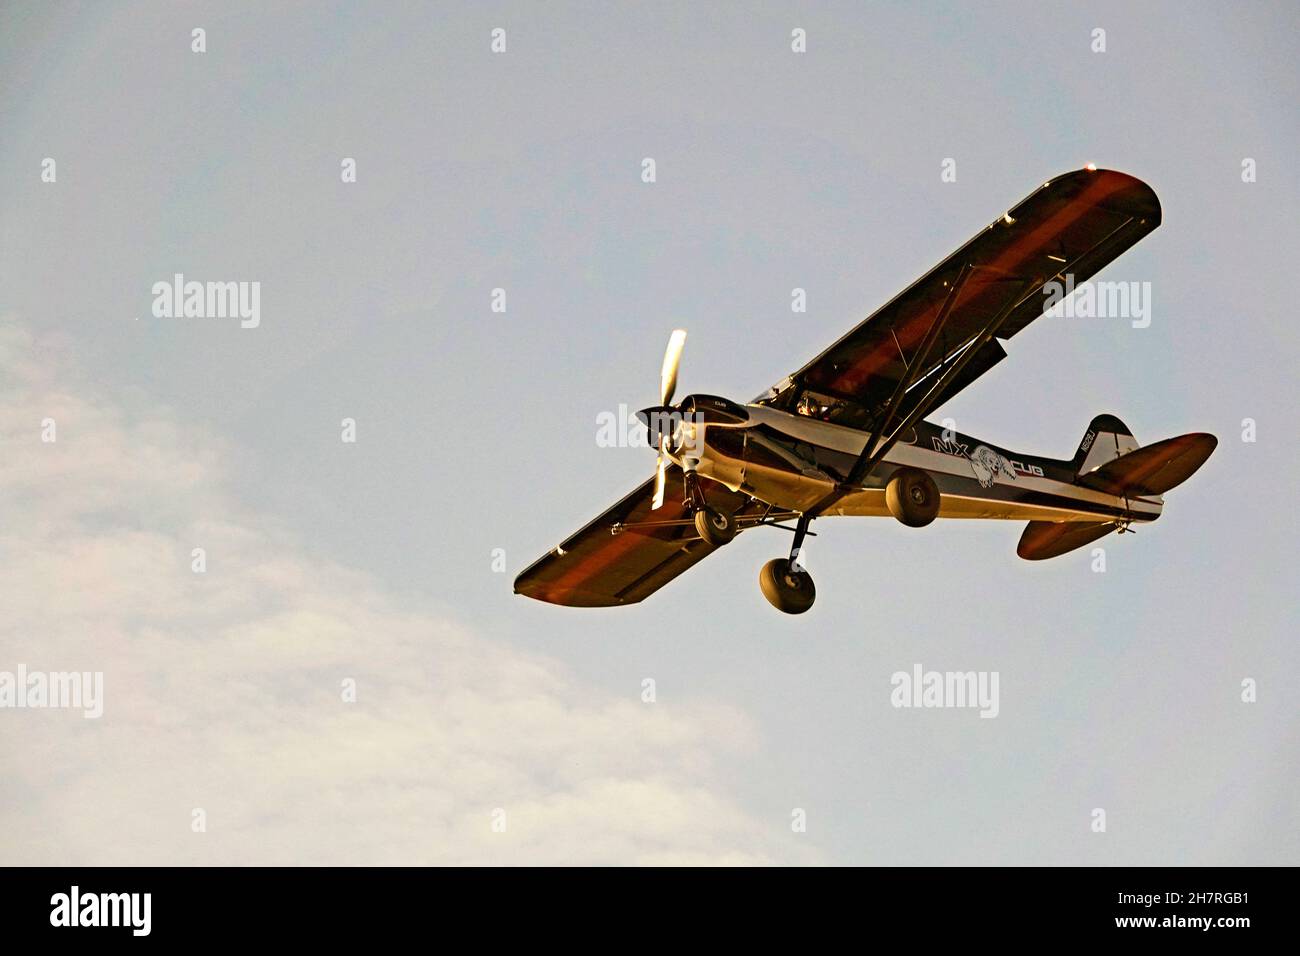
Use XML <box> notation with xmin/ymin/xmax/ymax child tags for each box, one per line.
<box><xmin>659</xmin><ymin>329</ymin><xmax>686</xmax><ymax>406</ymax></box>
<box><xmin>651</xmin><ymin>329</ymin><xmax>687</xmax><ymax>509</ymax></box>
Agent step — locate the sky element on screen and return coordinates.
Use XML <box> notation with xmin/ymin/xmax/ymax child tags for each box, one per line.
<box><xmin>0</xmin><ymin>1</ymin><xmax>1296</xmax><ymax>865</ymax></box>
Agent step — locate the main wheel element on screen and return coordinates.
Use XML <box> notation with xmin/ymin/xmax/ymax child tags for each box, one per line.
<box><xmin>694</xmin><ymin>506</ymin><xmax>737</xmax><ymax>546</ymax></box>
<box><xmin>759</xmin><ymin>558</ymin><xmax>816</xmax><ymax>614</ymax></box>
<box><xmin>885</xmin><ymin>467</ymin><xmax>940</xmax><ymax>527</ymax></box>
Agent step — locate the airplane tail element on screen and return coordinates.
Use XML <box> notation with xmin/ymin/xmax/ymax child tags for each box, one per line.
<box><xmin>1018</xmin><ymin>416</ymin><xmax>1217</xmax><ymax>560</ymax></box>
<box><xmin>1070</xmin><ymin>414</ymin><xmax>1139</xmax><ymax>475</ymax></box>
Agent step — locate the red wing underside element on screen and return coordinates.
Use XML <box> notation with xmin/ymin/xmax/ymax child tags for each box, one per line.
<box><xmin>759</xmin><ymin>169</ymin><xmax>1162</xmax><ymax>426</ymax></box>
<box><xmin>514</xmin><ymin>466</ymin><xmax>763</xmax><ymax>607</ymax></box>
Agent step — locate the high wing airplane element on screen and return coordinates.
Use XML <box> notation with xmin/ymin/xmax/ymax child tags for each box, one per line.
<box><xmin>515</xmin><ymin>168</ymin><xmax>1217</xmax><ymax>614</ymax></box>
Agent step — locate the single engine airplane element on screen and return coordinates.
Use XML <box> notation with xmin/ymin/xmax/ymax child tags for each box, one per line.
<box><xmin>515</xmin><ymin>168</ymin><xmax>1216</xmax><ymax>613</ymax></box>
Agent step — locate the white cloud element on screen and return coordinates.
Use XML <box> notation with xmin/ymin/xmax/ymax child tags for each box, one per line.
<box><xmin>0</xmin><ymin>323</ymin><xmax>814</xmax><ymax>865</ymax></box>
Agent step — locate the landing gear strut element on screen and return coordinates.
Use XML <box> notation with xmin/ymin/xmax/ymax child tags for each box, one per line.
<box><xmin>759</xmin><ymin>514</ymin><xmax>816</xmax><ymax>614</ymax></box>
<box><xmin>685</xmin><ymin>471</ymin><xmax>737</xmax><ymax>547</ymax></box>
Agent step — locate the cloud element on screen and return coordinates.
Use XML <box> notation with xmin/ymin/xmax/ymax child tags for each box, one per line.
<box><xmin>0</xmin><ymin>322</ymin><xmax>813</xmax><ymax>865</ymax></box>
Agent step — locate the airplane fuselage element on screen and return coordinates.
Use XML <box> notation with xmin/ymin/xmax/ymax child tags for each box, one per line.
<box><xmin>670</xmin><ymin>399</ymin><xmax>1162</xmax><ymax>525</ymax></box>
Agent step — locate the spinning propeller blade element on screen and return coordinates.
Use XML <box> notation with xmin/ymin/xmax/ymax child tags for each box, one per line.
<box><xmin>660</xmin><ymin>329</ymin><xmax>687</xmax><ymax>406</ymax></box>
<box><xmin>651</xmin><ymin>329</ymin><xmax>687</xmax><ymax>510</ymax></box>
<box><xmin>651</xmin><ymin>449</ymin><xmax>668</xmax><ymax>510</ymax></box>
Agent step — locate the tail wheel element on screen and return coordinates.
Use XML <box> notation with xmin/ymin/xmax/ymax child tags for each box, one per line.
<box><xmin>694</xmin><ymin>506</ymin><xmax>737</xmax><ymax>546</ymax></box>
<box><xmin>759</xmin><ymin>558</ymin><xmax>816</xmax><ymax>614</ymax></box>
<box><xmin>885</xmin><ymin>467</ymin><xmax>940</xmax><ymax>527</ymax></box>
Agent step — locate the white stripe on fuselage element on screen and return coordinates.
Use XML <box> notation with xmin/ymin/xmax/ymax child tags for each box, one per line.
<box><xmin>683</xmin><ymin>403</ymin><xmax>1160</xmax><ymax>520</ymax></box>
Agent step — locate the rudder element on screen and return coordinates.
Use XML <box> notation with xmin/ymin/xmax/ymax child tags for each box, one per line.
<box><xmin>1072</xmin><ymin>414</ymin><xmax>1139</xmax><ymax>475</ymax></box>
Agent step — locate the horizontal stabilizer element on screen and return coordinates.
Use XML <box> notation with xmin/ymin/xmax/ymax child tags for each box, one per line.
<box><xmin>1017</xmin><ymin>520</ymin><xmax>1115</xmax><ymax>560</ymax></box>
<box><xmin>1077</xmin><ymin>432</ymin><xmax>1217</xmax><ymax>497</ymax></box>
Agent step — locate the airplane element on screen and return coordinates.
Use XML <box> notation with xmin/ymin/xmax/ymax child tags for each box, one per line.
<box><xmin>514</xmin><ymin>168</ymin><xmax>1217</xmax><ymax>614</ymax></box>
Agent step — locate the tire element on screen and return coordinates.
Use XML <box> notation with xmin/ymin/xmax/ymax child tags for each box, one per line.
<box><xmin>694</xmin><ymin>506</ymin><xmax>737</xmax><ymax>546</ymax></box>
<box><xmin>759</xmin><ymin>558</ymin><xmax>816</xmax><ymax>614</ymax></box>
<box><xmin>885</xmin><ymin>467</ymin><xmax>940</xmax><ymax>527</ymax></box>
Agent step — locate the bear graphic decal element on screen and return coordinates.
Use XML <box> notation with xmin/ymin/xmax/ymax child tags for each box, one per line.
<box><xmin>968</xmin><ymin>445</ymin><xmax>1017</xmax><ymax>488</ymax></box>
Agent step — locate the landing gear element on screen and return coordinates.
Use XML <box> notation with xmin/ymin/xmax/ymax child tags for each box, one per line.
<box><xmin>684</xmin><ymin>468</ymin><xmax>738</xmax><ymax>547</ymax></box>
<box><xmin>759</xmin><ymin>559</ymin><xmax>816</xmax><ymax>614</ymax></box>
<box><xmin>694</xmin><ymin>506</ymin><xmax>737</xmax><ymax>546</ymax></box>
<box><xmin>759</xmin><ymin>514</ymin><xmax>816</xmax><ymax>614</ymax></box>
<box><xmin>885</xmin><ymin>467</ymin><xmax>939</xmax><ymax>527</ymax></box>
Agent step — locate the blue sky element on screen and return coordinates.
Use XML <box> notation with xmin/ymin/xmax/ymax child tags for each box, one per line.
<box><xmin>1</xmin><ymin>1</ymin><xmax>1296</xmax><ymax>864</ymax></box>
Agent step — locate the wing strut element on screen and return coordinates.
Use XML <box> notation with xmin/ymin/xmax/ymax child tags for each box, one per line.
<box><xmin>810</xmin><ymin>276</ymin><xmax>1037</xmax><ymax>516</ymax></box>
<box><xmin>811</xmin><ymin>205</ymin><xmax>1141</xmax><ymax>517</ymax></box>
<box><xmin>856</xmin><ymin>260</ymin><xmax>973</xmax><ymax>473</ymax></box>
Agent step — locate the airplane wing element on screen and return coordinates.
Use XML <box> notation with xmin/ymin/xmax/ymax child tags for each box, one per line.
<box><xmin>756</xmin><ymin>169</ymin><xmax>1161</xmax><ymax>431</ymax></box>
<box><xmin>514</xmin><ymin>464</ymin><xmax>766</xmax><ymax>607</ymax></box>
